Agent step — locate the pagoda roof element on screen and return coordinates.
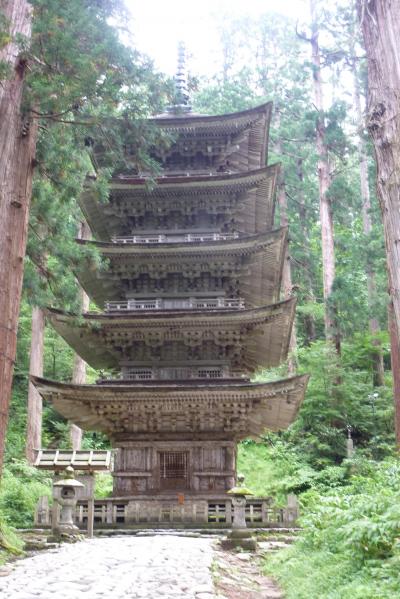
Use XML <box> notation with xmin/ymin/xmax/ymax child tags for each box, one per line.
<box><xmin>80</xmin><ymin>165</ymin><xmax>279</xmax><ymax>241</ymax></box>
<box><xmin>32</xmin><ymin>373</ymin><xmax>309</xmax><ymax>441</ymax></box>
<box><xmin>151</xmin><ymin>101</ymin><xmax>271</xmax><ymax>135</ymax></box>
<box><xmin>46</xmin><ymin>299</ymin><xmax>296</xmax><ymax>373</ymax></box>
<box><xmin>75</xmin><ymin>228</ymin><xmax>287</xmax><ymax>308</ymax></box>
<box><xmin>109</xmin><ymin>163</ymin><xmax>277</xmax><ymax>189</ymax></box>
<box><xmin>150</xmin><ymin>102</ymin><xmax>271</xmax><ymax>172</ymax></box>
<box><xmin>93</xmin><ymin>102</ymin><xmax>272</xmax><ymax>175</ymax></box>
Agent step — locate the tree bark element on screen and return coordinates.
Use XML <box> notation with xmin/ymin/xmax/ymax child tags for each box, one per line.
<box><xmin>389</xmin><ymin>300</ymin><xmax>400</xmax><ymax>447</ymax></box>
<box><xmin>297</xmin><ymin>157</ymin><xmax>317</xmax><ymax>345</ymax></box>
<box><xmin>352</xmin><ymin>61</ymin><xmax>385</xmax><ymax>386</ymax></box>
<box><xmin>278</xmin><ymin>172</ymin><xmax>297</xmax><ymax>373</ymax></box>
<box><xmin>26</xmin><ymin>306</ymin><xmax>45</xmax><ymax>463</ymax></box>
<box><xmin>69</xmin><ymin>324</ymin><xmax>87</xmax><ymax>450</ymax></box>
<box><xmin>274</xmin><ymin>107</ymin><xmax>297</xmax><ymax>372</ymax></box>
<box><xmin>69</xmin><ymin>220</ymin><xmax>91</xmax><ymax>450</ymax></box>
<box><xmin>310</xmin><ymin>0</ymin><xmax>339</xmax><ymax>352</ymax></box>
<box><xmin>358</xmin><ymin>0</ymin><xmax>400</xmax><ymax>348</ymax></box>
<box><xmin>0</xmin><ymin>1</ymin><xmax>37</xmax><ymax>472</ymax></box>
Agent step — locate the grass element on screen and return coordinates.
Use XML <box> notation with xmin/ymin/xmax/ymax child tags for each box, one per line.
<box><xmin>262</xmin><ymin>458</ymin><xmax>400</xmax><ymax>599</ymax></box>
<box><xmin>0</xmin><ymin>520</ymin><xmax>24</xmax><ymax>565</ymax></box>
<box><xmin>264</xmin><ymin>542</ymin><xmax>400</xmax><ymax>599</ymax></box>
<box><xmin>237</xmin><ymin>442</ymin><xmax>277</xmax><ymax>496</ymax></box>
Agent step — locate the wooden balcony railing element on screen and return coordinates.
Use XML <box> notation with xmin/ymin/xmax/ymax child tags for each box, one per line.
<box><xmin>67</xmin><ymin>497</ymin><xmax>299</xmax><ymax>528</ymax></box>
<box><xmin>105</xmin><ymin>297</ymin><xmax>245</xmax><ymax>312</ymax></box>
<box><xmin>111</xmin><ymin>232</ymin><xmax>239</xmax><ymax>244</ymax></box>
<box><xmin>97</xmin><ymin>368</ymin><xmax>247</xmax><ymax>383</ymax></box>
<box><xmin>35</xmin><ymin>495</ymin><xmax>299</xmax><ymax>528</ymax></box>
<box><xmin>120</xmin><ymin>367</ymin><xmax>228</xmax><ymax>381</ymax></box>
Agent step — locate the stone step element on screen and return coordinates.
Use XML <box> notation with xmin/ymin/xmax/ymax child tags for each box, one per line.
<box><xmin>24</xmin><ymin>539</ymin><xmax>58</xmax><ymax>551</ymax></box>
<box><xmin>93</xmin><ymin>526</ymin><xmax>300</xmax><ymax>534</ymax></box>
<box><xmin>258</xmin><ymin>535</ymin><xmax>297</xmax><ymax>543</ymax></box>
<box><xmin>95</xmin><ymin>528</ymin><xmax>227</xmax><ymax>538</ymax></box>
<box><xmin>258</xmin><ymin>540</ymin><xmax>293</xmax><ymax>552</ymax></box>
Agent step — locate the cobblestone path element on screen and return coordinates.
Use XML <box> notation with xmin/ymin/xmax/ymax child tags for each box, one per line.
<box><xmin>0</xmin><ymin>536</ymin><xmax>216</xmax><ymax>599</ymax></box>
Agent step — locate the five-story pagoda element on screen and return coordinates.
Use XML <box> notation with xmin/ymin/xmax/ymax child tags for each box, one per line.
<box><xmin>33</xmin><ymin>54</ymin><xmax>308</xmax><ymax>522</ymax></box>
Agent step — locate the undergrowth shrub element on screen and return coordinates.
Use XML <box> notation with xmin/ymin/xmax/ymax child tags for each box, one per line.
<box><xmin>94</xmin><ymin>472</ymin><xmax>113</xmax><ymax>498</ymax></box>
<box><xmin>238</xmin><ymin>438</ymin><xmax>349</xmax><ymax>501</ymax></box>
<box><xmin>0</xmin><ymin>460</ymin><xmax>51</xmax><ymax>528</ymax></box>
<box><xmin>0</xmin><ymin>520</ymin><xmax>24</xmax><ymax>565</ymax></box>
<box><xmin>264</xmin><ymin>458</ymin><xmax>400</xmax><ymax>599</ymax></box>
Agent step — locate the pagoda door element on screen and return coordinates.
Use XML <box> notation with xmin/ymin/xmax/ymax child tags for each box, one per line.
<box><xmin>159</xmin><ymin>451</ymin><xmax>189</xmax><ymax>491</ymax></box>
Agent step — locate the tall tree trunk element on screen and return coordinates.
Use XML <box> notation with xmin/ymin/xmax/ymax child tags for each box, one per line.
<box><xmin>275</xmin><ymin>107</ymin><xmax>297</xmax><ymax>372</ymax></box>
<box><xmin>358</xmin><ymin>0</ymin><xmax>400</xmax><ymax>435</ymax></box>
<box><xmin>353</xmin><ymin>62</ymin><xmax>385</xmax><ymax>386</ymax></box>
<box><xmin>0</xmin><ymin>1</ymin><xmax>37</xmax><ymax>472</ymax></box>
<box><xmin>297</xmin><ymin>157</ymin><xmax>317</xmax><ymax>345</ymax></box>
<box><xmin>69</xmin><ymin>307</ymin><xmax>88</xmax><ymax>450</ymax></box>
<box><xmin>358</xmin><ymin>0</ymin><xmax>400</xmax><ymax>347</ymax></box>
<box><xmin>389</xmin><ymin>301</ymin><xmax>400</xmax><ymax>447</ymax></box>
<box><xmin>69</xmin><ymin>220</ymin><xmax>91</xmax><ymax>450</ymax></box>
<box><xmin>310</xmin><ymin>0</ymin><xmax>339</xmax><ymax>353</ymax></box>
<box><xmin>26</xmin><ymin>307</ymin><xmax>45</xmax><ymax>463</ymax></box>
<box><xmin>278</xmin><ymin>171</ymin><xmax>297</xmax><ymax>373</ymax></box>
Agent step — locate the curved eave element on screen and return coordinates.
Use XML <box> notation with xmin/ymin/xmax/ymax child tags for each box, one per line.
<box><xmin>75</xmin><ymin>228</ymin><xmax>287</xmax><ymax>308</ymax></box>
<box><xmin>32</xmin><ymin>372</ymin><xmax>309</xmax><ymax>439</ymax></box>
<box><xmin>46</xmin><ymin>298</ymin><xmax>296</xmax><ymax>372</ymax></box>
<box><xmin>109</xmin><ymin>164</ymin><xmax>278</xmax><ymax>189</ymax></box>
<box><xmin>150</xmin><ymin>101</ymin><xmax>272</xmax><ymax>130</ymax></box>
<box><xmin>79</xmin><ymin>164</ymin><xmax>279</xmax><ymax>241</ymax></box>
<box><xmin>77</xmin><ymin>227</ymin><xmax>285</xmax><ymax>254</ymax></box>
<box><xmin>151</xmin><ymin>102</ymin><xmax>271</xmax><ymax>174</ymax></box>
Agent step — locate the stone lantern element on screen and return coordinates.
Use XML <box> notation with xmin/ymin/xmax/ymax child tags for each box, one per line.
<box><xmin>52</xmin><ymin>466</ymin><xmax>84</xmax><ymax>538</ymax></box>
<box><xmin>224</xmin><ymin>473</ymin><xmax>257</xmax><ymax>551</ymax></box>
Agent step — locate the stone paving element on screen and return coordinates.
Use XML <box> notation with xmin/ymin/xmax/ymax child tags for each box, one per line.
<box><xmin>214</xmin><ymin>547</ymin><xmax>283</xmax><ymax>599</ymax></box>
<box><xmin>0</xmin><ymin>536</ymin><xmax>216</xmax><ymax>599</ymax></box>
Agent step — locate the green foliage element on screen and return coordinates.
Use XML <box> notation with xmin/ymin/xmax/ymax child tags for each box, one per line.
<box><xmin>238</xmin><ymin>437</ymin><xmax>349</xmax><ymax>502</ymax></box>
<box><xmin>265</xmin><ymin>458</ymin><xmax>400</xmax><ymax>599</ymax></box>
<box><xmin>2</xmin><ymin>9</ymin><xmax>397</xmax><ymax>599</ymax></box>
<box><xmin>0</xmin><ymin>461</ymin><xmax>51</xmax><ymax>528</ymax></box>
<box><xmin>0</xmin><ymin>10</ymin><xmax>12</xmax><ymax>80</ymax></box>
<box><xmin>20</xmin><ymin>0</ymin><xmax>171</xmax><ymax>310</ymax></box>
<box><xmin>193</xmin><ymin>69</ymin><xmax>261</xmax><ymax>115</ymax></box>
<box><xmin>94</xmin><ymin>472</ymin><xmax>113</xmax><ymax>499</ymax></box>
<box><xmin>0</xmin><ymin>521</ymin><xmax>24</xmax><ymax>564</ymax></box>
<box><xmin>253</xmin><ymin>339</ymin><xmax>394</xmax><ymax>467</ymax></box>
<box><xmin>27</xmin><ymin>0</ymin><xmax>166</xmax><ymax>118</ymax></box>
<box><xmin>0</xmin><ymin>10</ymin><xmax>11</xmax><ymax>49</ymax></box>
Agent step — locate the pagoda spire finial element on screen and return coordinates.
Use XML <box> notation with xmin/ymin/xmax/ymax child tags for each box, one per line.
<box><xmin>168</xmin><ymin>41</ymin><xmax>191</xmax><ymax>114</ymax></box>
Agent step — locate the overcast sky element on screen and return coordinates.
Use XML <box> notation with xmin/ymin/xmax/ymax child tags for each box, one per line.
<box><xmin>127</xmin><ymin>0</ymin><xmax>309</xmax><ymax>76</ymax></box>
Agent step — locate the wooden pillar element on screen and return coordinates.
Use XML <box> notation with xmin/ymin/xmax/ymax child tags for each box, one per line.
<box><xmin>51</xmin><ymin>501</ymin><xmax>59</xmax><ymax>534</ymax></box>
<box><xmin>87</xmin><ymin>498</ymin><xmax>94</xmax><ymax>538</ymax></box>
<box><xmin>225</xmin><ymin>500</ymin><xmax>232</xmax><ymax>525</ymax></box>
<box><xmin>106</xmin><ymin>500</ymin><xmax>113</xmax><ymax>524</ymax></box>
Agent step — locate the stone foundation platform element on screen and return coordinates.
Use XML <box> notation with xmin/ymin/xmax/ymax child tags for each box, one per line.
<box><xmin>36</xmin><ymin>494</ymin><xmax>299</xmax><ymax>529</ymax></box>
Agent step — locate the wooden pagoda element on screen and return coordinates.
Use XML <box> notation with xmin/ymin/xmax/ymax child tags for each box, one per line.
<box><xmin>33</xmin><ymin>84</ymin><xmax>308</xmax><ymax>524</ymax></box>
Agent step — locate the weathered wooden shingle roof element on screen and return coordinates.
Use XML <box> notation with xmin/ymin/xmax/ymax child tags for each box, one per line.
<box><xmin>75</xmin><ymin>228</ymin><xmax>287</xmax><ymax>309</ymax></box>
<box><xmin>79</xmin><ymin>165</ymin><xmax>279</xmax><ymax>241</ymax></box>
<box><xmin>34</xmin><ymin>449</ymin><xmax>111</xmax><ymax>471</ymax></box>
<box><xmin>46</xmin><ymin>299</ymin><xmax>296</xmax><ymax>373</ymax></box>
<box><xmin>32</xmin><ymin>374</ymin><xmax>309</xmax><ymax>441</ymax></box>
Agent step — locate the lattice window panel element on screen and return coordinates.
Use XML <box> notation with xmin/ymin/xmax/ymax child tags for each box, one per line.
<box><xmin>197</xmin><ymin>368</ymin><xmax>223</xmax><ymax>378</ymax></box>
<box><xmin>159</xmin><ymin>452</ymin><xmax>188</xmax><ymax>480</ymax></box>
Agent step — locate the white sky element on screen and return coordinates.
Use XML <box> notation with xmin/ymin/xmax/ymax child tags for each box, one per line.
<box><xmin>127</xmin><ymin>0</ymin><xmax>309</xmax><ymax>76</ymax></box>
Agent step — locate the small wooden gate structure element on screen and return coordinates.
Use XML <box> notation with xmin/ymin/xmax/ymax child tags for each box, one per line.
<box><xmin>34</xmin><ymin>449</ymin><xmax>112</xmax><ymax>536</ymax></box>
